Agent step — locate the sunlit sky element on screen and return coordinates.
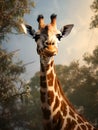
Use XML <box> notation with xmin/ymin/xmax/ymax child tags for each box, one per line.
<box><xmin>3</xmin><ymin>0</ymin><xmax>98</xmax><ymax>80</ymax></box>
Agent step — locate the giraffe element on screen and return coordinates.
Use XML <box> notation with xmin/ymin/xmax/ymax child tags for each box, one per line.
<box><xmin>34</xmin><ymin>25</ymin><xmax>98</xmax><ymax>130</ymax></box>
<box><xmin>21</xmin><ymin>20</ymin><xmax>97</xmax><ymax>130</ymax></box>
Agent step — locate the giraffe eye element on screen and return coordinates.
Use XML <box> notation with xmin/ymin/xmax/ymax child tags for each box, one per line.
<box><xmin>56</xmin><ymin>34</ymin><xmax>62</xmax><ymax>41</ymax></box>
<box><xmin>44</xmin><ymin>41</ymin><xmax>48</xmax><ymax>46</ymax></box>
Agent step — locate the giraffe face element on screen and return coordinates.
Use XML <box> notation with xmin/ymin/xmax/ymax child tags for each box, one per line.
<box><xmin>36</xmin><ymin>26</ymin><xmax>59</xmax><ymax>57</ymax></box>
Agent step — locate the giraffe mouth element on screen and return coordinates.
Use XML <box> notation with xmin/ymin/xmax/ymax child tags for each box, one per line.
<box><xmin>44</xmin><ymin>45</ymin><xmax>58</xmax><ymax>57</ymax></box>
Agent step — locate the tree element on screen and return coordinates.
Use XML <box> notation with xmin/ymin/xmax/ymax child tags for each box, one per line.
<box><xmin>0</xmin><ymin>48</ymin><xmax>32</xmax><ymax>130</ymax></box>
<box><xmin>0</xmin><ymin>0</ymin><xmax>34</xmax><ymax>42</ymax></box>
<box><xmin>0</xmin><ymin>0</ymin><xmax>35</xmax><ymax>129</ymax></box>
<box><xmin>90</xmin><ymin>0</ymin><xmax>98</xmax><ymax>28</ymax></box>
<box><xmin>0</xmin><ymin>49</ymin><xmax>25</xmax><ymax>103</ymax></box>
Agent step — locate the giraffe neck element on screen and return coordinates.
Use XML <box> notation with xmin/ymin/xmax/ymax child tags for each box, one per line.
<box><xmin>40</xmin><ymin>56</ymin><xmax>56</xmax><ymax>96</ymax></box>
<box><xmin>39</xmin><ymin>56</ymin><xmax>96</xmax><ymax>130</ymax></box>
<box><xmin>40</xmin><ymin>56</ymin><xmax>59</xmax><ymax>129</ymax></box>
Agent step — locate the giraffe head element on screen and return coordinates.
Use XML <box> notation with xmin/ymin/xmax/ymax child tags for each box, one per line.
<box><xmin>35</xmin><ymin>24</ymin><xmax>74</xmax><ymax>58</ymax></box>
<box><xmin>21</xmin><ymin>22</ymin><xmax>74</xmax><ymax>58</ymax></box>
<box><xmin>35</xmin><ymin>25</ymin><xmax>59</xmax><ymax>58</ymax></box>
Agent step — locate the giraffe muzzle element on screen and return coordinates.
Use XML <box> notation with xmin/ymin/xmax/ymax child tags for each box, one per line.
<box><xmin>44</xmin><ymin>45</ymin><xmax>58</xmax><ymax>56</ymax></box>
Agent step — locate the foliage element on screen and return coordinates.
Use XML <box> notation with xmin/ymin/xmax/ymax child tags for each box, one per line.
<box><xmin>0</xmin><ymin>0</ymin><xmax>35</xmax><ymax>129</ymax></box>
<box><xmin>0</xmin><ymin>0</ymin><xmax>35</xmax><ymax>42</ymax></box>
<box><xmin>90</xmin><ymin>0</ymin><xmax>98</xmax><ymax>28</ymax></box>
<box><xmin>0</xmin><ymin>48</ymin><xmax>25</xmax><ymax>103</ymax></box>
<box><xmin>0</xmin><ymin>48</ymin><xmax>32</xmax><ymax>130</ymax></box>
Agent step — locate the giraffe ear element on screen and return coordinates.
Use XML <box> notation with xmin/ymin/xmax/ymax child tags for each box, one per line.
<box><xmin>60</xmin><ymin>24</ymin><xmax>74</xmax><ymax>38</ymax></box>
<box><xmin>21</xmin><ymin>23</ymin><xmax>36</xmax><ymax>38</ymax></box>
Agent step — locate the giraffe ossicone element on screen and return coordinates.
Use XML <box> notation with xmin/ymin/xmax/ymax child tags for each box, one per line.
<box><xmin>21</xmin><ymin>18</ymin><xmax>97</xmax><ymax>130</ymax></box>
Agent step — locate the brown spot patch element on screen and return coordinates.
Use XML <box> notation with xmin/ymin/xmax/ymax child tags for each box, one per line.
<box><xmin>77</xmin><ymin>126</ymin><xmax>81</xmax><ymax>130</ymax></box>
<box><xmin>81</xmin><ymin>125</ymin><xmax>86</xmax><ymax>130</ymax></box>
<box><xmin>40</xmin><ymin>75</ymin><xmax>46</xmax><ymax>81</ymax></box>
<box><xmin>57</xmin><ymin>89</ymin><xmax>61</xmax><ymax>98</ymax></box>
<box><xmin>48</xmin><ymin>91</ymin><xmax>54</xmax><ymax>105</ymax></box>
<box><xmin>86</xmin><ymin>124</ymin><xmax>92</xmax><ymax>129</ymax></box>
<box><xmin>69</xmin><ymin>109</ymin><xmax>75</xmax><ymax>119</ymax></box>
<box><xmin>40</xmin><ymin>91</ymin><xmax>46</xmax><ymax>103</ymax></box>
<box><xmin>51</xmin><ymin>60</ymin><xmax>54</xmax><ymax>67</ymax></box>
<box><xmin>61</xmin><ymin>101</ymin><xmax>67</xmax><ymax>116</ymax></box>
<box><xmin>41</xmin><ymin>63</ymin><xmax>45</xmax><ymax>72</ymax></box>
<box><xmin>40</xmin><ymin>75</ymin><xmax>47</xmax><ymax>88</ymax></box>
<box><xmin>53</xmin><ymin>96</ymin><xmax>59</xmax><ymax>111</ymax></box>
<box><xmin>54</xmin><ymin>78</ymin><xmax>62</xmax><ymax>95</ymax></box>
<box><xmin>47</xmin><ymin>70</ymin><xmax>54</xmax><ymax>86</ymax></box>
<box><xmin>64</xmin><ymin>118</ymin><xmax>77</xmax><ymax>130</ymax></box>
<box><xmin>53</xmin><ymin>111</ymin><xmax>64</xmax><ymax>130</ymax></box>
<box><xmin>42</xmin><ymin>107</ymin><xmax>51</xmax><ymax>120</ymax></box>
<box><xmin>40</xmin><ymin>80</ymin><xmax>47</xmax><ymax>88</ymax></box>
<box><xmin>54</xmin><ymin>78</ymin><xmax>58</xmax><ymax>92</ymax></box>
<box><xmin>77</xmin><ymin>116</ymin><xmax>83</xmax><ymax>124</ymax></box>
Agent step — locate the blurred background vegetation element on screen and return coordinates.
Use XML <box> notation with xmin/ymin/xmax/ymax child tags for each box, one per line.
<box><xmin>0</xmin><ymin>0</ymin><xmax>98</xmax><ymax>130</ymax></box>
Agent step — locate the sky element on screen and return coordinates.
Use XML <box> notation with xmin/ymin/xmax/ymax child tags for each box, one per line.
<box><xmin>2</xmin><ymin>0</ymin><xmax>98</xmax><ymax>80</ymax></box>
